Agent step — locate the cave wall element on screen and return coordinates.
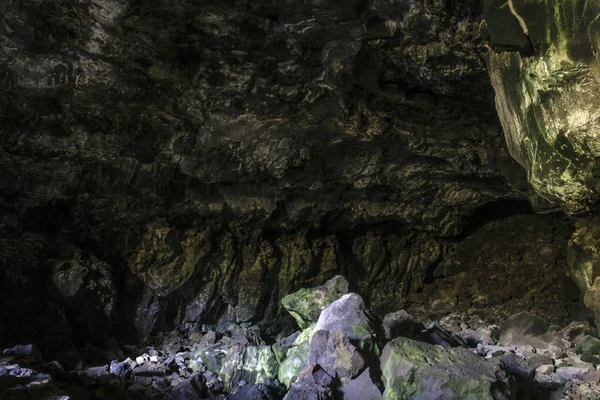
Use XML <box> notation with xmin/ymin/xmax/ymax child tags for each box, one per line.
<box><xmin>485</xmin><ymin>0</ymin><xmax>600</xmax><ymax>212</ymax></box>
<box><xmin>0</xmin><ymin>0</ymin><xmax>587</xmax><ymax>351</ymax></box>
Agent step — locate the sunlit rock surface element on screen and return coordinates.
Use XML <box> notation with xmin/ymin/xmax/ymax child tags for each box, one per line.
<box><xmin>485</xmin><ymin>0</ymin><xmax>600</xmax><ymax>212</ymax></box>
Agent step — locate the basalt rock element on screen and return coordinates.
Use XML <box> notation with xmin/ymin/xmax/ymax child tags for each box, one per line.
<box><xmin>568</xmin><ymin>217</ymin><xmax>600</xmax><ymax>327</ymax></box>
<box><xmin>380</xmin><ymin>337</ymin><xmax>506</xmax><ymax>399</ymax></box>
<box><xmin>485</xmin><ymin>0</ymin><xmax>600</xmax><ymax>212</ymax></box>
<box><xmin>0</xmin><ymin>0</ymin><xmax>588</xmax><ymax>357</ymax></box>
<box><xmin>281</xmin><ymin>275</ymin><xmax>349</xmax><ymax>330</ymax></box>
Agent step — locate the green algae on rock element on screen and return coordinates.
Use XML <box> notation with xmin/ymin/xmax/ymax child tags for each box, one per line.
<box><xmin>381</xmin><ymin>337</ymin><xmax>500</xmax><ymax>400</ymax></box>
<box><xmin>485</xmin><ymin>0</ymin><xmax>600</xmax><ymax>213</ymax></box>
<box><xmin>281</xmin><ymin>275</ymin><xmax>349</xmax><ymax>330</ymax></box>
<box><xmin>278</xmin><ymin>325</ymin><xmax>315</xmax><ymax>388</ymax></box>
<box><xmin>197</xmin><ymin>342</ymin><xmax>278</xmax><ymax>392</ymax></box>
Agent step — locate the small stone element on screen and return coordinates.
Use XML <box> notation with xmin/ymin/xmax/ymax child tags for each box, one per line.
<box><xmin>201</xmin><ymin>331</ymin><xmax>218</xmax><ymax>344</ymax></box>
<box><xmin>136</xmin><ymin>354</ymin><xmax>149</xmax><ymax>365</ymax></box>
<box><xmin>133</xmin><ymin>375</ymin><xmax>154</xmax><ymax>386</ymax></box>
<box><xmin>575</xmin><ymin>335</ymin><xmax>600</xmax><ymax>356</ymax></box>
<box><xmin>238</xmin><ymin>379</ymin><xmax>247</xmax><ymax>386</ymax></box>
<box><xmin>85</xmin><ymin>365</ymin><xmax>110</xmax><ymax>379</ymax></box>
<box><xmin>536</xmin><ymin>365</ymin><xmax>555</xmax><ymax>375</ymax></box>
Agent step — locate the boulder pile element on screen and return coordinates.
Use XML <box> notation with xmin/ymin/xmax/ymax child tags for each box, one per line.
<box><xmin>2</xmin><ymin>276</ymin><xmax>600</xmax><ymax>399</ymax></box>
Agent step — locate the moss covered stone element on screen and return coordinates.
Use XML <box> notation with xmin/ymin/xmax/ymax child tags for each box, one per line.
<box><xmin>278</xmin><ymin>325</ymin><xmax>315</xmax><ymax>388</ymax></box>
<box><xmin>485</xmin><ymin>0</ymin><xmax>600</xmax><ymax>212</ymax></box>
<box><xmin>381</xmin><ymin>337</ymin><xmax>500</xmax><ymax>399</ymax></box>
<box><xmin>281</xmin><ymin>275</ymin><xmax>349</xmax><ymax>330</ymax></box>
<box><xmin>197</xmin><ymin>342</ymin><xmax>278</xmax><ymax>392</ymax></box>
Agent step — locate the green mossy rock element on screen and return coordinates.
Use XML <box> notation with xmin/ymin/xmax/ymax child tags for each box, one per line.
<box><xmin>278</xmin><ymin>325</ymin><xmax>315</xmax><ymax>388</ymax></box>
<box><xmin>281</xmin><ymin>275</ymin><xmax>349</xmax><ymax>330</ymax></box>
<box><xmin>381</xmin><ymin>337</ymin><xmax>502</xmax><ymax>400</ymax></box>
<box><xmin>485</xmin><ymin>0</ymin><xmax>600</xmax><ymax>212</ymax></box>
<box><xmin>197</xmin><ymin>342</ymin><xmax>278</xmax><ymax>392</ymax></box>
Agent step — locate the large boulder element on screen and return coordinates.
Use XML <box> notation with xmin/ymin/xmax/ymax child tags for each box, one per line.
<box><xmin>485</xmin><ymin>0</ymin><xmax>600</xmax><ymax>212</ymax></box>
<box><xmin>313</xmin><ymin>293</ymin><xmax>376</xmax><ymax>343</ymax></box>
<box><xmin>309</xmin><ymin>331</ymin><xmax>365</xmax><ymax>384</ymax></box>
<box><xmin>194</xmin><ymin>341</ymin><xmax>278</xmax><ymax>392</ymax></box>
<box><xmin>381</xmin><ymin>337</ymin><xmax>506</xmax><ymax>400</ymax></box>
<box><xmin>498</xmin><ymin>312</ymin><xmax>549</xmax><ymax>347</ymax></box>
<box><xmin>281</xmin><ymin>276</ymin><xmax>349</xmax><ymax>330</ymax></box>
<box><xmin>278</xmin><ymin>326</ymin><xmax>315</xmax><ymax>388</ymax></box>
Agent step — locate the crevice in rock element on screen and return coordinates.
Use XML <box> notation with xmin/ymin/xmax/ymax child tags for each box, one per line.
<box><xmin>455</xmin><ymin>198</ymin><xmax>534</xmax><ymax>240</ymax></box>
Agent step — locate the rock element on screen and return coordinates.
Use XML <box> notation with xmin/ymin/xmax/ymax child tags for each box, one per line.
<box><xmin>132</xmin><ymin>363</ymin><xmax>166</xmax><ymax>376</ymax></box>
<box><xmin>198</xmin><ymin>342</ymin><xmax>278</xmax><ymax>392</ymax></box>
<box><xmin>278</xmin><ymin>326</ymin><xmax>315</xmax><ymax>388</ymax></box>
<box><xmin>165</xmin><ymin>373</ymin><xmax>210</xmax><ymax>399</ymax></box>
<box><xmin>308</xmin><ymin>331</ymin><xmax>364</xmax><ymax>383</ymax></box>
<box><xmin>283</xmin><ymin>365</ymin><xmax>334</xmax><ymax>400</ymax></box>
<box><xmin>575</xmin><ymin>335</ymin><xmax>600</xmax><ymax>357</ymax></box>
<box><xmin>48</xmin><ymin>248</ymin><xmax>117</xmax><ymax>348</ymax></box>
<box><xmin>553</xmin><ymin>366</ymin><xmax>589</xmax><ymax>383</ymax></box>
<box><xmin>128</xmin><ymin>222</ymin><xmax>212</xmax><ymax>297</ymax></box>
<box><xmin>109</xmin><ymin>359</ymin><xmax>133</xmax><ymax>377</ymax></box>
<box><xmin>3</xmin><ymin>344</ymin><xmax>41</xmax><ymax>360</ymax></box>
<box><xmin>560</xmin><ymin>320</ymin><xmax>591</xmax><ymax>342</ymax></box>
<box><xmin>282</xmin><ymin>276</ymin><xmax>349</xmax><ymax>330</ymax></box>
<box><xmin>84</xmin><ymin>365</ymin><xmax>110</xmax><ymax>379</ymax></box>
<box><xmin>229</xmin><ymin>383</ymin><xmax>274</xmax><ymax>400</ymax></box>
<box><xmin>486</xmin><ymin>0</ymin><xmax>600</xmax><ymax>212</ymax></box>
<box><xmin>339</xmin><ymin>368</ymin><xmax>382</xmax><ymax>400</ymax></box>
<box><xmin>314</xmin><ymin>293</ymin><xmax>376</xmax><ymax>342</ymax></box>
<box><xmin>536</xmin><ymin>365</ymin><xmax>555</xmax><ymax>375</ymax></box>
<box><xmin>382</xmin><ymin>310</ymin><xmax>417</xmax><ymax>340</ymax></box>
<box><xmin>525</xmin><ymin>354</ymin><xmax>555</xmax><ymax>373</ymax></box>
<box><xmin>0</xmin><ymin>0</ymin><xmax>540</xmax><ymax>353</ymax></box>
<box><xmin>569</xmin><ymin>219</ymin><xmax>600</xmax><ymax>328</ymax></box>
<box><xmin>498</xmin><ymin>312</ymin><xmax>549</xmax><ymax>347</ymax></box>
<box><xmin>381</xmin><ymin>337</ymin><xmax>505</xmax><ymax>400</ymax></box>
<box><xmin>203</xmin><ymin>370</ymin><xmax>224</xmax><ymax>392</ymax></box>
<box><xmin>272</xmin><ymin>331</ymin><xmax>301</xmax><ymax>364</ymax></box>
<box><xmin>136</xmin><ymin>354</ymin><xmax>150</xmax><ymax>365</ymax></box>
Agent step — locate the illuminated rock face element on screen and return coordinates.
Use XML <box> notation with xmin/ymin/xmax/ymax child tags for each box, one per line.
<box><xmin>485</xmin><ymin>0</ymin><xmax>600</xmax><ymax>212</ymax></box>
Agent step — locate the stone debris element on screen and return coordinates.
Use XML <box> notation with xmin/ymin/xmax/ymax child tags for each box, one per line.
<box><xmin>1</xmin><ymin>277</ymin><xmax>600</xmax><ymax>399</ymax></box>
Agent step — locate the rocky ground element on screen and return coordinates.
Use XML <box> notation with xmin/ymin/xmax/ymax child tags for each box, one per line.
<box><xmin>2</xmin><ymin>276</ymin><xmax>600</xmax><ymax>400</ymax></box>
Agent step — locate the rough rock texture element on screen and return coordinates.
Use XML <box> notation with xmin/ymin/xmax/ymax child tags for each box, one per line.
<box><xmin>422</xmin><ymin>213</ymin><xmax>579</xmax><ymax>327</ymax></box>
<box><xmin>281</xmin><ymin>275</ymin><xmax>349</xmax><ymax>330</ymax></box>
<box><xmin>485</xmin><ymin>0</ymin><xmax>600</xmax><ymax>212</ymax></box>
<box><xmin>0</xmin><ymin>0</ymin><xmax>589</xmax><ymax>354</ymax></box>
<box><xmin>568</xmin><ymin>217</ymin><xmax>600</xmax><ymax>328</ymax></box>
<box><xmin>380</xmin><ymin>337</ymin><xmax>503</xmax><ymax>399</ymax></box>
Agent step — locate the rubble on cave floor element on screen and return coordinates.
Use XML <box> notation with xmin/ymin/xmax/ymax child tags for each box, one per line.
<box><xmin>2</xmin><ymin>276</ymin><xmax>600</xmax><ymax>400</ymax></box>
